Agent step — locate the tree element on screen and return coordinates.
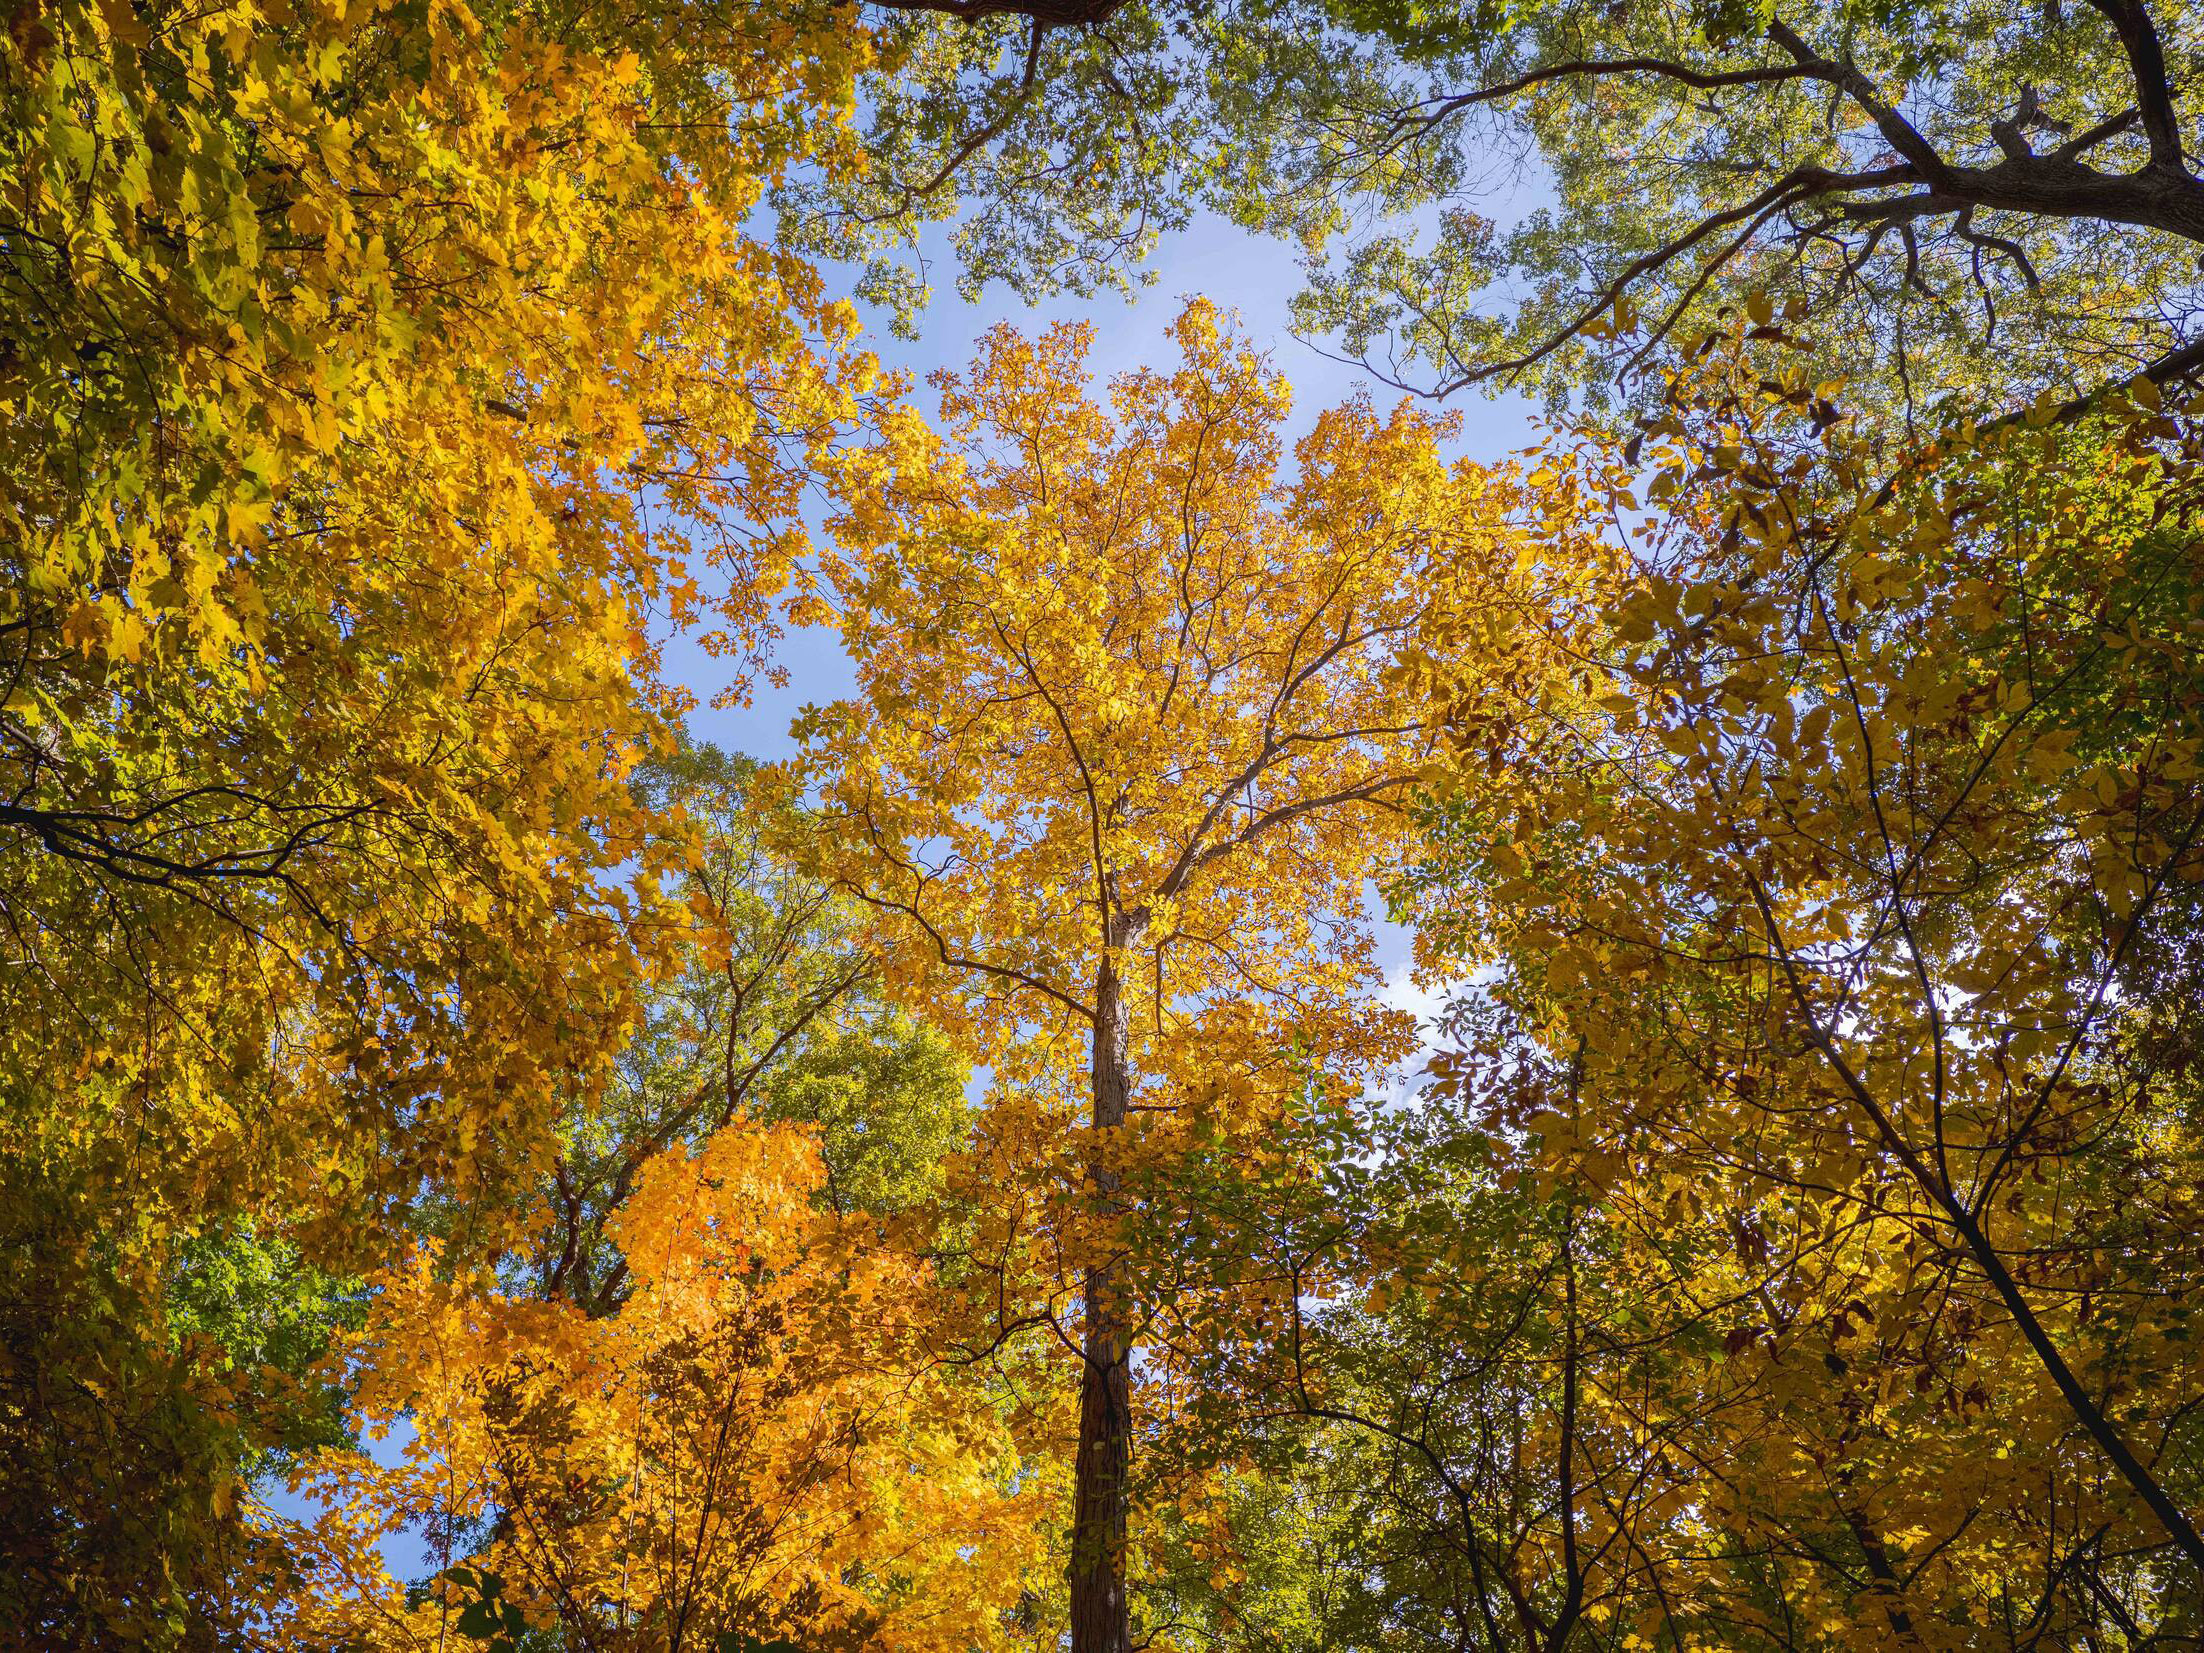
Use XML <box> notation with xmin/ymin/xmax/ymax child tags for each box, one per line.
<box><xmin>270</xmin><ymin>743</ymin><xmax>1035</xmax><ymax>1652</ymax></box>
<box><xmin>1124</xmin><ymin>962</ymin><xmax>1809</xmax><ymax>1653</ymax></box>
<box><xmin>274</xmin><ymin>1119</ymin><xmax>1047</xmax><ymax>1653</ymax></box>
<box><xmin>0</xmin><ymin>0</ymin><xmax>869</xmax><ymax>1631</ymax></box>
<box><xmin>1276</xmin><ymin>0</ymin><xmax>2204</xmax><ymax>416</ymax></box>
<box><xmin>806</xmin><ymin>0</ymin><xmax>2204</xmax><ymax>421</ymax></box>
<box><xmin>798</xmin><ymin>300</ymin><xmax>1549</xmax><ymax>1651</ymax></box>
<box><xmin>528</xmin><ymin>744</ymin><xmax>971</xmax><ymax>1319</ymax></box>
<box><xmin>1403</xmin><ymin>318</ymin><xmax>2204</xmax><ymax>1636</ymax></box>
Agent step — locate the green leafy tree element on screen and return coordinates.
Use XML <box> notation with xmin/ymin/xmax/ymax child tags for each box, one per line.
<box><xmin>817</xmin><ymin>0</ymin><xmax>2204</xmax><ymax>422</ymax></box>
<box><xmin>529</xmin><ymin>740</ymin><xmax>973</xmax><ymax>1314</ymax></box>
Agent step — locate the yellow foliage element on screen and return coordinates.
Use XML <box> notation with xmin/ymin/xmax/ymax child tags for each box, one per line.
<box><xmin>800</xmin><ymin>299</ymin><xmax>1562</xmax><ymax>1637</ymax></box>
<box><xmin>0</xmin><ymin>0</ymin><xmax>871</xmax><ymax>1629</ymax></box>
<box><xmin>1412</xmin><ymin>324</ymin><xmax>2204</xmax><ymax>1636</ymax></box>
<box><xmin>269</xmin><ymin>1121</ymin><xmax>1049</xmax><ymax>1651</ymax></box>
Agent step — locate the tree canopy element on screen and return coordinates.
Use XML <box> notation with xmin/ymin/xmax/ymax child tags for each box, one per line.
<box><xmin>1</xmin><ymin>0</ymin><xmax>863</xmax><ymax>1631</ymax></box>
<box><xmin>823</xmin><ymin>0</ymin><xmax>2204</xmax><ymax>420</ymax></box>
<box><xmin>798</xmin><ymin>300</ymin><xmax>1551</xmax><ymax>1652</ymax></box>
<box><xmin>7</xmin><ymin>0</ymin><xmax>2204</xmax><ymax>1646</ymax></box>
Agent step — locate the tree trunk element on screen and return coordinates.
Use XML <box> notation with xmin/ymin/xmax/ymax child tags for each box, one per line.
<box><xmin>1070</xmin><ymin>943</ymin><xmax>1133</xmax><ymax>1653</ymax></box>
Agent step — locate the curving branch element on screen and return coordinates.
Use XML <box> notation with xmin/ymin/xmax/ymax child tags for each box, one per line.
<box><xmin>2082</xmin><ymin>0</ymin><xmax>2184</xmax><ymax>168</ymax></box>
<box><xmin>0</xmin><ymin>792</ymin><xmax>374</xmax><ymax>891</ymax></box>
<box><xmin>1346</xmin><ymin>0</ymin><xmax>2204</xmax><ymax>406</ymax></box>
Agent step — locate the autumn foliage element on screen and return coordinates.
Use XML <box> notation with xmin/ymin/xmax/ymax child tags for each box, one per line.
<box><xmin>274</xmin><ymin>1121</ymin><xmax>1045</xmax><ymax>1652</ymax></box>
<box><xmin>0</xmin><ymin>0</ymin><xmax>863</xmax><ymax>1631</ymax></box>
<box><xmin>1397</xmin><ymin>325</ymin><xmax>2204</xmax><ymax>1639</ymax></box>
<box><xmin>8</xmin><ymin>1</ymin><xmax>2204</xmax><ymax>1647</ymax></box>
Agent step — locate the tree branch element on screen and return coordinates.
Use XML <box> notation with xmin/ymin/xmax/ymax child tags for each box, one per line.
<box><xmin>2081</xmin><ymin>0</ymin><xmax>2185</xmax><ymax>168</ymax></box>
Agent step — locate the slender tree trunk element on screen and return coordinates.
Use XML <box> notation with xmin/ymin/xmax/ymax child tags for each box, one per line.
<box><xmin>1070</xmin><ymin>942</ymin><xmax>1134</xmax><ymax>1653</ymax></box>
